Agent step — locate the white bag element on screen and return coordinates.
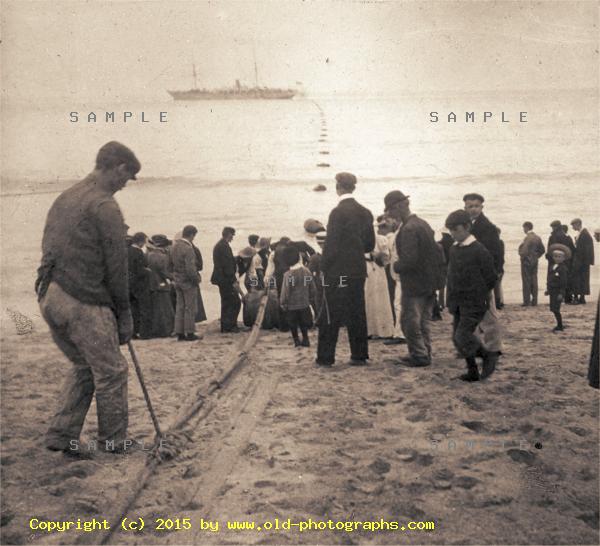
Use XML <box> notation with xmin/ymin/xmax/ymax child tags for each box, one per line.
<box><xmin>475</xmin><ymin>290</ymin><xmax>503</xmax><ymax>353</ymax></box>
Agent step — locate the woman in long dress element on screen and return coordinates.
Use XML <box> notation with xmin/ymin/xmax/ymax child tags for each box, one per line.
<box><xmin>146</xmin><ymin>235</ymin><xmax>175</xmax><ymax>338</ymax></box>
<box><xmin>365</xmin><ymin>232</ymin><xmax>395</xmax><ymax>339</ymax></box>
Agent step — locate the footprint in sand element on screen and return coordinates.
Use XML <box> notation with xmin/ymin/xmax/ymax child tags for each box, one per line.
<box><xmin>567</xmin><ymin>426</ymin><xmax>588</xmax><ymax>437</ymax></box>
<box><xmin>395</xmin><ymin>448</ymin><xmax>417</xmax><ymax>462</ymax></box>
<box><xmin>507</xmin><ymin>448</ymin><xmax>537</xmax><ymax>465</ymax></box>
<box><xmin>461</xmin><ymin>420</ymin><xmax>486</xmax><ymax>432</ymax></box>
<box><xmin>453</xmin><ymin>476</ymin><xmax>480</xmax><ymax>490</ymax></box>
<box><xmin>390</xmin><ymin>501</ymin><xmax>426</xmax><ymax>520</ymax></box>
<box><xmin>460</xmin><ymin>395</ymin><xmax>485</xmax><ymax>411</ymax></box>
<box><xmin>368</xmin><ymin>458</ymin><xmax>391</xmax><ymax>475</ymax></box>
<box><xmin>576</xmin><ymin>512</ymin><xmax>600</xmax><ymax>530</ymax></box>
<box><xmin>254</xmin><ymin>480</ymin><xmax>277</xmax><ymax>488</ymax></box>
<box><xmin>406</xmin><ymin>413</ymin><xmax>428</xmax><ymax>423</ymax></box>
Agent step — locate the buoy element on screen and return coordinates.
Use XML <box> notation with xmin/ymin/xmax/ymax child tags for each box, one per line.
<box><xmin>317</xmin><ymin>162</ymin><xmax>330</xmax><ymax>167</ymax></box>
<box><xmin>313</xmin><ymin>184</ymin><xmax>327</xmax><ymax>192</ymax></box>
<box><xmin>318</xmin><ymin>139</ymin><xmax>326</xmax><ymax>143</ymax></box>
<box><xmin>319</xmin><ymin>151</ymin><xmax>330</xmax><ymax>155</ymax></box>
<box><xmin>304</xmin><ymin>218</ymin><xmax>326</xmax><ymax>233</ymax></box>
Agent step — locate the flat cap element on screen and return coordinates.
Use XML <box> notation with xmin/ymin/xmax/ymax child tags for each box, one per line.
<box><xmin>463</xmin><ymin>193</ymin><xmax>485</xmax><ymax>203</ymax></box>
<box><xmin>384</xmin><ymin>190</ymin><xmax>410</xmax><ymax>211</ymax></box>
<box><xmin>550</xmin><ymin>220</ymin><xmax>562</xmax><ymax>228</ymax></box>
<box><xmin>149</xmin><ymin>234</ymin><xmax>171</xmax><ymax>247</ymax></box>
<box><xmin>96</xmin><ymin>141</ymin><xmax>141</xmax><ymax>179</ymax></box>
<box><xmin>570</xmin><ymin>218</ymin><xmax>582</xmax><ymax>225</ymax></box>
<box><xmin>445</xmin><ymin>209</ymin><xmax>472</xmax><ymax>228</ymax></box>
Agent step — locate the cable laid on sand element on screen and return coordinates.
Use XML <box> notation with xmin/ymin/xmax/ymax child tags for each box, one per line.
<box><xmin>75</xmin><ymin>291</ymin><xmax>270</xmax><ymax>545</ymax></box>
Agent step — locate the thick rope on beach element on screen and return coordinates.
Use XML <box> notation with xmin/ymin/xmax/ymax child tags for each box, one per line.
<box><xmin>75</xmin><ymin>291</ymin><xmax>270</xmax><ymax>545</ymax></box>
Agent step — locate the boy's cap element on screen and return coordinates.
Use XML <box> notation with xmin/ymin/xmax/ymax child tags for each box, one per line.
<box><xmin>384</xmin><ymin>190</ymin><xmax>409</xmax><ymax>211</ymax></box>
<box><xmin>281</xmin><ymin>245</ymin><xmax>300</xmax><ymax>267</ymax></box>
<box><xmin>96</xmin><ymin>141</ymin><xmax>140</xmax><ymax>179</ymax></box>
<box><xmin>548</xmin><ymin>243</ymin><xmax>572</xmax><ymax>260</ymax></box>
<box><xmin>462</xmin><ymin>193</ymin><xmax>484</xmax><ymax>203</ymax></box>
<box><xmin>445</xmin><ymin>209</ymin><xmax>472</xmax><ymax>228</ymax></box>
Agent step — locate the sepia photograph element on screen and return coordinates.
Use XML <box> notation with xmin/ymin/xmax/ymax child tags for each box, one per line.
<box><xmin>1</xmin><ymin>0</ymin><xmax>598</xmax><ymax>544</ymax></box>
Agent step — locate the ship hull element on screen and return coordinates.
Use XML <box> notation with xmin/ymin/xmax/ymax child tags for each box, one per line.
<box><xmin>167</xmin><ymin>89</ymin><xmax>296</xmax><ymax>100</ymax></box>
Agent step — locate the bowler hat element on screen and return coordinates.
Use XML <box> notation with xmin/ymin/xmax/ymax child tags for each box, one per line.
<box><xmin>548</xmin><ymin>243</ymin><xmax>572</xmax><ymax>260</ymax></box>
<box><xmin>149</xmin><ymin>234</ymin><xmax>171</xmax><ymax>248</ymax></box>
<box><xmin>384</xmin><ymin>190</ymin><xmax>409</xmax><ymax>211</ymax></box>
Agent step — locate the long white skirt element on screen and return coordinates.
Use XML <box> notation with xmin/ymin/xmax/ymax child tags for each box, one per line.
<box><xmin>365</xmin><ymin>262</ymin><xmax>395</xmax><ymax>338</ymax></box>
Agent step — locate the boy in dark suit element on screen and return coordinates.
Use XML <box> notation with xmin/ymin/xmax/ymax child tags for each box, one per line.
<box><xmin>546</xmin><ymin>244</ymin><xmax>570</xmax><ymax>332</ymax></box>
<box><xmin>445</xmin><ymin>210</ymin><xmax>498</xmax><ymax>382</ymax></box>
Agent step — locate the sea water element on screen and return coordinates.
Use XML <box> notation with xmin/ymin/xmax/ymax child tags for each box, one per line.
<box><xmin>1</xmin><ymin>90</ymin><xmax>598</xmax><ymax>321</ymax></box>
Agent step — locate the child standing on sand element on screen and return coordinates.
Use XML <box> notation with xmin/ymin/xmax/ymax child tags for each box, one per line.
<box><xmin>546</xmin><ymin>244</ymin><xmax>570</xmax><ymax>332</ymax></box>
<box><xmin>445</xmin><ymin>210</ymin><xmax>498</xmax><ymax>382</ymax></box>
<box><xmin>280</xmin><ymin>246</ymin><xmax>316</xmax><ymax>347</ymax></box>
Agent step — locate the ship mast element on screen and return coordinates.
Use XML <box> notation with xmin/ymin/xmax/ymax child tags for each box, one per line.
<box><xmin>252</xmin><ymin>43</ymin><xmax>259</xmax><ymax>88</ymax></box>
<box><xmin>192</xmin><ymin>64</ymin><xmax>198</xmax><ymax>90</ymax></box>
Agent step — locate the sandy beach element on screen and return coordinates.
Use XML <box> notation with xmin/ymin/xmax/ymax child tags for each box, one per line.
<box><xmin>1</xmin><ymin>300</ymin><xmax>598</xmax><ymax>545</ymax></box>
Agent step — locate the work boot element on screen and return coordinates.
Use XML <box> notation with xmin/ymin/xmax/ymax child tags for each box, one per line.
<box><xmin>185</xmin><ymin>333</ymin><xmax>202</xmax><ymax>341</ymax></box>
<box><xmin>301</xmin><ymin>338</ymin><xmax>310</xmax><ymax>347</ymax></box>
<box><xmin>459</xmin><ymin>360</ymin><xmax>480</xmax><ymax>382</ymax></box>
<box><xmin>176</xmin><ymin>334</ymin><xmax>186</xmax><ymax>341</ymax></box>
<box><xmin>480</xmin><ymin>352</ymin><xmax>498</xmax><ymax>380</ymax></box>
<box><xmin>294</xmin><ymin>338</ymin><xmax>301</xmax><ymax>347</ymax></box>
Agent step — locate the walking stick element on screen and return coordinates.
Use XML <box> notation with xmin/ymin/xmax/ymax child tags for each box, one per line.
<box><xmin>127</xmin><ymin>340</ymin><xmax>163</xmax><ymax>438</ymax></box>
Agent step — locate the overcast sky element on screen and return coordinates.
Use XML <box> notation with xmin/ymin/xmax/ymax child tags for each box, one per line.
<box><xmin>1</xmin><ymin>0</ymin><xmax>598</xmax><ymax>101</ymax></box>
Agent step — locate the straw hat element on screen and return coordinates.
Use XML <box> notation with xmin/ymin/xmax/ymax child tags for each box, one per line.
<box><xmin>548</xmin><ymin>243</ymin><xmax>572</xmax><ymax>260</ymax></box>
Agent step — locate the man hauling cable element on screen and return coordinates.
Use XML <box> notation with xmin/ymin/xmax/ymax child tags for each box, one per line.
<box><xmin>35</xmin><ymin>141</ymin><xmax>140</xmax><ymax>457</ymax></box>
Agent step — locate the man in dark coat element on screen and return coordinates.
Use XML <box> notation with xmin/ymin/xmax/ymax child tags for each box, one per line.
<box><xmin>385</xmin><ymin>190</ymin><xmax>441</xmax><ymax>367</ymax></box>
<box><xmin>211</xmin><ymin>226</ymin><xmax>242</xmax><ymax>333</ymax></box>
<box><xmin>128</xmin><ymin>232</ymin><xmax>152</xmax><ymax>339</ymax></box>
<box><xmin>570</xmin><ymin>218</ymin><xmax>595</xmax><ymax>304</ymax></box>
<box><xmin>463</xmin><ymin>193</ymin><xmax>503</xmax><ymax>308</ymax></box>
<box><xmin>316</xmin><ymin>172</ymin><xmax>375</xmax><ymax>367</ymax></box>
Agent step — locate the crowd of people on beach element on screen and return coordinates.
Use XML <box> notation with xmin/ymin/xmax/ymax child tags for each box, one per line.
<box><xmin>34</xmin><ymin>142</ymin><xmax>599</xmax><ymax>457</ymax></box>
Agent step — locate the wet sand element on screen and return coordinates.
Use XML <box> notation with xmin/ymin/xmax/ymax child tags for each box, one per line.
<box><xmin>1</xmin><ymin>302</ymin><xmax>598</xmax><ymax>545</ymax></box>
